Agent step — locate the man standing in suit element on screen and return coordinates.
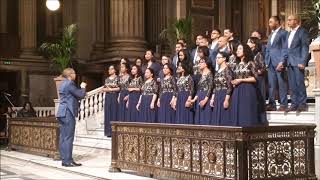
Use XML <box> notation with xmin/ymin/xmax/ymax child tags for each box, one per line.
<box><xmin>209</xmin><ymin>29</ymin><xmax>221</xmax><ymax>51</ymax></box>
<box><xmin>56</xmin><ymin>68</ymin><xmax>87</xmax><ymax>167</ymax></box>
<box><xmin>286</xmin><ymin>15</ymin><xmax>310</xmax><ymax>112</ymax></box>
<box><xmin>265</xmin><ymin>16</ymin><xmax>288</xmax><ymax>111</ymax></box>
<box><xmin>190</xmin><ymin>34</ymin><xmax>204</xmax><ymax>64</ymax></box>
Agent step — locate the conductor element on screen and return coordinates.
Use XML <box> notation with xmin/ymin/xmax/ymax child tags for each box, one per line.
<box><xmin>56</xmin><ymin>68</ymin><xmax>87</xmax><ymax>167</ymax></box>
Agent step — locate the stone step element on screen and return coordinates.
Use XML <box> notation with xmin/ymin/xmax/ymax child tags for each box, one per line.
<box><xmin>87</xmin><ymin>128</ymin><xmax>104</xmax><ymax>136</ymax></box>
<box><xmin>273</xmin><ymin>102</ymin><xmax>315</xmax><ymax>112</ymax></box>
<box><xmin>74</xmin><ymin>134</ymin><xmax>111</xmax><ymax>150</ymax></box>
<box><xmin>267</xmin><ymin>111</ymin><xmax>316</xmax><ymax>125</ymax></box>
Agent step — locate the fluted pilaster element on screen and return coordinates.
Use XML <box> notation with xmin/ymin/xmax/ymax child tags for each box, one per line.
<box><xmin>106</xmin><ymin>0</ymin><xmax>146</xmax><ymax>61</ymax></box>
<box><xmin>19</xmin><ymin>0</ymin><xmax>37</xmax><ymax>58</ymax></box>
<box><xmin>91</xmin><ymin>0</ymin><xmax>105</xmax><ymax>58</ymax></box>
<box><xmin>0</xmin><ymin>0</ymin><xmax>7</xmax><ymax>33</ymax></box>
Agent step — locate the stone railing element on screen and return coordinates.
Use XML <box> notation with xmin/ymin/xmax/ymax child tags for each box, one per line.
<box><xmin>110</xmin><ymin>122</ymin><xmax>317</xmax><ymax>180</ymax></box>
<box><xmin>76</xmin><ymin>86</ymin><xmax>105</xmax><ymax>133</ymax></box>
<box><xmin>13</xmin><ymin>107</ymin><xmax>55</xmax><ymax>117</ymax></box>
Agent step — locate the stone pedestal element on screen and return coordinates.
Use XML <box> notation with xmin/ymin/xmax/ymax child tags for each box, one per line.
<box><xmin>105</xmin><ymin>0</ymin><xmax>146</xmax><ymax>62</ymax></box>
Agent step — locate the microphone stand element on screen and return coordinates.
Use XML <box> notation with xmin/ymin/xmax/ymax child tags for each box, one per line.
<box><xmin>3</xmin><ymin>93</ymin><xmax>15</xmax><ymax>108</ymax></box>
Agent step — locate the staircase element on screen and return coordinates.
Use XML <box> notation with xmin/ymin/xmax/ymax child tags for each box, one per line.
<box><xmin>71</xmin><ymin>86</ymin><xmax>318</xmax><ymax>150</ymax></box>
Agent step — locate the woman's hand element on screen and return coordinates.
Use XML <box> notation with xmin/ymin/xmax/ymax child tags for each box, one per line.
<box><xmin>199</xmin><ymin>99</ymin><xmax>208</xmax><ymax>108</ymax></box>
<box><xmin>210</xmin><ymin>98</ymin><xmax>214</xmax><ymax>107</ymax></box>
<box><xmin>126</xmin><ymin>100</ymin><xmax>129</xmax><ymax>109</ymax></box>
<box><xmin>150</xmin><ymin>102</ymin><xmax>155</xmax><ymax>109</ymax></box>
<box><xmin>170</xmin><ymin>98</ymin><xmax>176</xmax><ymax>110</ymax></box>
<box><xmin>136</xmin><ymin>102</ymin><xmax>140</xmax><ymax>111</ymax></box>
<box><xmin>223</xmin><ymin>99</ymin><xmax>229</xmax><ymax>109</ymax></box>
<box><xmin>231</xmin><ymin>79</ymin><xmax>242</xmax><ymax>86</ymax></box>
<box><xmin>157</xmin><ymin>99</ymin><xmax>160</xmax><ymax>108</ymax></box>
<box><xmin>123</xmin><ymin>95</ymin><xmax>129</xmax><ymax>102</ymax></box>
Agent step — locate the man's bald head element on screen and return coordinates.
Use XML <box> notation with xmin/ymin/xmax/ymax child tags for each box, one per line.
<box><xmin>287</xmin><ymin>14</ymin><xmax>300</xmax><ymax>29</ymax></box>
<box><xmin>218</xmin><ymin>36</ymin><xmax>229</xmax><ymax>48</ymax></box>
<box><xmin>62</xmin><ymin>68</ymin><xmax>76</xmax><ymax>80</ymax></box>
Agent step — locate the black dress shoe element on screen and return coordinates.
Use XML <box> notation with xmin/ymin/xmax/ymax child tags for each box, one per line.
<box><xmin>265</xmin><ymin>105</ymin><xmax>276</xmax><ymax>111</ymax></box>
<box><xmin>297</xmin><ymin>106</ymin><xmax>307</xmax><ymax>113</ymax></box>
<box><xmin>62</xmin><ymin>162</ymin><xmax>82</xmax><ymax>167</ymax></box>
<box><xmin>286</xmin><ymin>106</ymin><xmax>297</xmax><ymax>112</ymax></box>
<box><xmin>71</xmin><ymin>161</ymin><xmax>82</xmax><ymax>166</ymax></box>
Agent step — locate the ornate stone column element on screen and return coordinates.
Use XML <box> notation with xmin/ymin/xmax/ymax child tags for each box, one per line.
<box><xmin>0</xmin><ymin>0</ymin><xmax>7</xmax><ymax>33</ymax></box>
<box><xmin>91</xmin><ymin>0</ymin><xmax>105</xmax><ymax>59</ymax></box>
<box><xmin>19</xmin><ymin>0</ymin><xmax>37</xmax><ymax>58</ymax></box>
<box><xmin>105</xmin><ymin>0</ymin><xmax>146</xmax><ymax>62</ymax></box>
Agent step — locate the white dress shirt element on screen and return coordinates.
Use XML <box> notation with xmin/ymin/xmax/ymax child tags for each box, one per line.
<box><xmin>288</xmin><ymin>26</ymin><xmax>299</xmax><ymax>48</ymax></box>
<box><xmin>270</xmin><ymin>27</ymin><xmax>281</xmax><ymax>45</ymax></box>
<box><xmin>210</xmin><ymin>40</ymin><xmax>218</xmax><ymax>50</ymax></box>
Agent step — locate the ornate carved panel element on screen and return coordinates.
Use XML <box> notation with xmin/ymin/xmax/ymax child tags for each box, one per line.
<box><xmin>110</xmin><ymin>123</ymin><xmax>316</xmax><ymax>180</ymax></box>
<box><xmin>8</xmin><ymin>117</ymin><xmax>60</xmax><ymax>159</ymax></box>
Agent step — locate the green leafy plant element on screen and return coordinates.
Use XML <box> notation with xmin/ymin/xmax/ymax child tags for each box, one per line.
<box><xmin>300</xmin><ymin>0</ymin><xmax>320</xmax><ymax>40</ymax></box>
<box><xmin>159</xmin><ymin>16</ymin><xmax>192</xmax><ymax>50</ymax></box>
<box><xmin>40</xmin><ymin>24</ymin><xmax>77</xmax><ymax>72</ymax></box>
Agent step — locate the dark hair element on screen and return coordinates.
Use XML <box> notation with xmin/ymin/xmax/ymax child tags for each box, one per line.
<box><xmin>198</xmin><ymin>46</ymin><xmax>210</xmax><ymax>58</ymax></box>
<box><xmin>201</xmin><ymin>57</ymin><xmax>214</xmax><ymax>73</ymax></box>
<box><xmin>236</xmin><ymin>43</ymin><xmax>254</xmax><ymax>64</ymax></box>
<box><xmin>217</xmin><ymin>51</ymin><xmax>230</xmax><ymax>62</ymax></box>
<box><xmin>163</xmin><ymin>63</ymin><xmax>174</xmax><ymax>75</ymax></box>
<box><xmin>270</xmin><ymin>16</ymin><xmax>281</xmax><ymax>23</ymax></box>
<box><xmin>252</xmin><ymin>30</ymin><xmax>264</xmax><ymax>39</ymax></box>
<box><xmin>178</xmin><ymin>49</ymin><xmax>193</xmax><ymax>69</ymax></box>
<box><xmin>120</xmin><ymin>57</ymin><xmax>129</xmax><ymax>63</ymax></box>
<box><xmin>145</xmin><ymin>67</ymin><xmax>155</xmax><ymax>78</ymax></box>
<box><xmin>145</xmin><ymin>49</ymin><xmax>156</xmax><ymax>62</ymax></box>
<box><xmin>131</xmin><ymin>65</ymin><xmax>142</xmax><ymax>79</ymax></box>
<box><xmin>120</xmin><ymin>62</ymin><xmax>131</xmax><ymax>73</ymax></box>
<box><xmin>108</xmin><ymin>64</ymin><xmax>118</xmax><ymax>76</ymax></box>
<box><xmin>176</xmin><ymin>42</ymin><xmax>184</xmax><ymax>48</ymax></box>
<box><xmin>248</xmin><ymin>36</ymin><xmax>262</xmax><ymax>54</ymax></box>
<box><xmin>23</xmin><ymin>101</ymin><xmax>36</xmax><ymax>113</ymax></box>
<box><xmin>177</xmin><ymin>61</ymin><xmax>193</xmax><ymax>76</ymax></box>
<box><xmin>229</xmin><ymin>39</ymin><xmax>241</xmax><ymax>56</ymax></box>
<box><xmin>178</xmin><ymin>38</ymin><xmax>187</xmax><ymax>44</ymax></box>
<box><xmin>212</xmin><ymin>28</ymin><xmax>221</xmax><ymax>35</ymax></box>
<box><xmin>202</xmin><ymin>36</ymin><xmax>210</xmax><ymax>43</ymax></box>
<box><xmin>224</xmin><ymin>28</ymin><xmax>234</xmax><ymax>34</ymax></box>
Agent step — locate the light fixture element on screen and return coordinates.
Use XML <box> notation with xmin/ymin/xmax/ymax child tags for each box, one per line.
<box><xmin>46</xmin><ymin>0</ymin><xmax>60</xmax><ymax>11</ymax></box>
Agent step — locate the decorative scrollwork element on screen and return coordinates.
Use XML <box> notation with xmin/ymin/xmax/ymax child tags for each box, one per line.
<box><xmin>267</xmin><ymin>141</ymin><xmax>292</xmax><ymax>178</ymax></box>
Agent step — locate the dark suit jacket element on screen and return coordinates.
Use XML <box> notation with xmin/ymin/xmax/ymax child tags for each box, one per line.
<box><xmin>265</xmin><ymin>28</ymin><xmax>288</xmax><ymax>67</ymax></box>
<box><xmin>56</xmin><ymin>79</ymin><xmax>86</xmax><ymax>118</ymax></box>
<box><xmin>285</xmin><ymin>27</ymin><xmax>310</xmax><ymax>66</ymax></box>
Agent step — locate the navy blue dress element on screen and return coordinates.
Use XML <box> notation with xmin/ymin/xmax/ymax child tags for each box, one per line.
<box><xmin>176</xmin><ymin>75</ymin><xmax>194</xmax><ymax>124</ymax></box>
<box><xmin>254</xmin><ymin>52</ymin><xmax>267</xmax><ymax>124</ymax></box>
<box><xmin>194</xmin><ymin>71</ymin><xmax>214</xmax><ymax>125</ymax></box>
<box><xmin>211</xmin><ymin>67</ymin><xmax>233</xmax><ymax>126</ymax></box>
<box><xmin>142</xmin><ymin>62</ymin><xmax>162</xmax><ymax>78</ymax></box>
<box><xmin>158</xmin><ymin>76</ymin><xmax>177</xmax><ymax>124</ymax></box>
<box><xmin>118</xmin><ymin>74</ymin><xmax>130</xmax><ymax>121</ymax></box>
<box><xmin>104</xmin><ymin>77</ymin><xmax>119</xmax><ymax>136</ymax></box>
<box><xmin>127</xmin><ymin>76</ymin><xmax>143</xmax><ymax>122</ymax></box>
<box><xmin>139</xmin><ymin>79</ymin><xmax>158</xmax><ymax>123</ymax></box>
<box><xmin>230</xmin><ymin>61</ymin><xmax>267</xmax><ymax>127</ymax></box>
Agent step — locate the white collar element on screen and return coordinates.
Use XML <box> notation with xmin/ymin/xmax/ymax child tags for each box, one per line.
<box><xmin>272</xmin><ymin>27</ymin><xmax>281</xmax><ymax>33</ymax></box>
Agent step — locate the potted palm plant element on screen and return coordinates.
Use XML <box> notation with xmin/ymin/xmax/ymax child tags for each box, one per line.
<box><xmin>40</xmin><ymin>24</ymin><xmax>77</xmax><ymax>97</ymax></box>
<box><xmin>159</xmin><ymin>16</ymin><xmax>192</xmax><ymax>52</ymax></box>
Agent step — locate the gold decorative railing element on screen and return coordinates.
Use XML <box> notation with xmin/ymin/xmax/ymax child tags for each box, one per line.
<box><xmin>109</xmin><ymin>122</ymin><xmax>316</xmax><ymax>180</ymax></box>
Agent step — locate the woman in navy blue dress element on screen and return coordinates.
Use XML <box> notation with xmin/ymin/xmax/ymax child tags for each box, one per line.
<box><xmin>141</xmin><ymin>49</ymin><xmax>161</xmax><ymax>78</ymax></box>
<box><xmin>230</xmin><ymin>43</ymin><xmax>267</xmax><ymax>127</ymax></box>
<box><xmin>136</xmin><ymin>68</ymin><xmax>158</xmax><ymax>123</ymax></box>
<box><xmin>118</xmin><ymin>62</ymin><xmax>130</xmax><ymax>121</ymax></box>
<box><xmin>176</xmin><ymin>61</ymin><xmax>194</xmax><ymax>124</ymax></box>
<box><xmin>102</xmin><ymin>65</ymin><xmax>120</xmax><ymax>137</ymax></box>
<box><xmin>158</xmin><ymin>55</ymin><xmax>172</xmax><ymax>81</ymax></box>
<box><xmin>126</xmin><ymin>65</ymin><xmax>143</xmax><ymax>122</ymax></box>
<box><xmin>190</xmin><ymin>58</ymin><xmax>214</xmax><ymax>125</ymax></box>
<box><xmin>157</xmin><ymin>64</ymin><xmax>177</xmax><ymax>124</ymax></box>
<box><xmin>210</xmin><ymin>52</ymin><xmax>233</xmax><ymax>125</ymax></box>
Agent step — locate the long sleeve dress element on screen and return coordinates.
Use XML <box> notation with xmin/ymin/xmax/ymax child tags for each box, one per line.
<box><xmin>230</xmin><ymin>61</ymin><xmax>267</xmax><ymax>127</ymax></box>
<box><xmin>139</xmin><ymin>79</ymin><xmax>158</xmax><ymax>123</ymax></box>
<box><xmin>194</xmin><ymin>71</ymin><xmax>214</xmax><ymax>125</ymax></box>
<box><xmin>158</xmin><ymin>76</ymin><xmax>177</xmax><ymax>124</ymax></box>
<box><xmin>118</xmin><ymin>74</ymin><xmax>130</xmax><ymax>121</ymax></box>
<box><xmin>104</xmin><ymin>76</ymin><xmax>119</xmax><ymax>136</ymax></box>
<box><xmin>127</xmin><ymin>76</ymin><xmax>143</xmax><ymax>122</ymax></box>
<box><xmin>211</xmin><ymin>67</ymin><xmax>233</xmax><ymax>125</ymax></box>
<box><xmin>176</xmin><ymin>75</ymin><xmax>194</xmax><ymax>124</ymax></box>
